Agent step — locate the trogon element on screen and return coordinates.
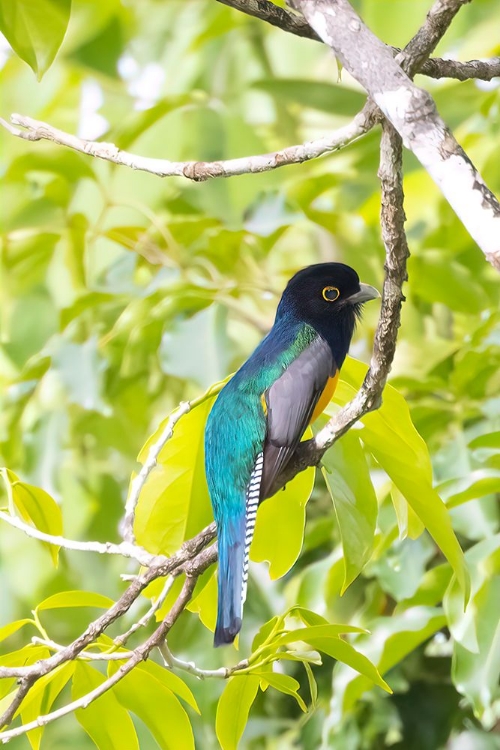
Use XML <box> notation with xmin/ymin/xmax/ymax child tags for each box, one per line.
<box><xmin>205</xmin><ymin>263</ymin><xmax>379</xmax><ymax>646</ymax></box>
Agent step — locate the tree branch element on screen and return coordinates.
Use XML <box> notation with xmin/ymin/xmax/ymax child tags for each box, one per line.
<box><xmin>0</xmin><ymin>510</ymin><xmax>157</xmax><ymax>567</ymax></box>
<box><xmin>218</xmin><ymin>0</ymin><xmax>500</xmax><ymax>82</ymax></box>
<box><xmin>0</xmin><ymin>111</ymin><xmax>373</xmax><ymax>182</ymax></box>
<box><xmin>0</xmin><ymin>576</ymin><xmax>197</xmax><ymax>744</ymax></box>
<box><xmin>289</xmin><ymin>0</ymin><xmax>500</xmax><ymax>268</ymax></box>
<box><xmin>0</xmin><ymin>523</ymin><xmax>216</xmax><ymax>723</ymax></box>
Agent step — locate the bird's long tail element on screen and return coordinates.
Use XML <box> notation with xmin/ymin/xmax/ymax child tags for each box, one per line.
<box><xmin>214</xmin><ymin>515</ymin><xmax>246</xmax><ymax>647</ymax></box>
<box><xmin>214</xmin><ymin>452</ymin><xmax>263</xmax><ymax>647</ymax></box>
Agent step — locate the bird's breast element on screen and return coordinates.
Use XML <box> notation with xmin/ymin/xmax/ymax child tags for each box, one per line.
<box><xmin>310</xmin><ymin>371</ymin><xmax>339</xmax><ymax>424</ymax></box>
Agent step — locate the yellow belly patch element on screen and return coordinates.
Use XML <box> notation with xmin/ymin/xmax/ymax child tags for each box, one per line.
<box><xmin>311</xmin><ymin>371</ymin><xmax>339</xmax><ymax>424</ymax></box>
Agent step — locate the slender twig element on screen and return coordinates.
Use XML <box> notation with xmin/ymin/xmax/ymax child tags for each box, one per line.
<box><xmin>123</xmin><ymin>400</ymin><xmax>192</xmax><ymax>543</ymax></box>
<box><xmin>159</xmin><ymin>641</ymin><xmax>243</xmax><ymax>679</ymax></box>
<box><xmin>216</xmin><ymin>0</ymin><xmax>500</xmax><ymax>81</ymax></box>
<box><xmin>113</xmin><ymin>575</ymin><xmax>175</xmax><ymax>648</ymax></box>
<box><xmin>0</xmin><ymin>510</ymin><xmax>158</xmax><ymax>567</ymax></box>
<box><xmin>31</xmin><ymin>638</ymin><xmax>134</xmax><ymax>662</ymax></box>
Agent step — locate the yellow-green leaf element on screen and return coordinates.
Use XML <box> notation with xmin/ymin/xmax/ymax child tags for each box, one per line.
<box><xmin>21</xmin><ymin>663</ymin><xmax>75</xmax><ymax>750</ymax></box>
<box><xmin>0</xmin><ymin>619</ymin><xmax>34</xmax><ymax>643</ymax></box>
<box><xmin>72</xmin><ymin>663</ymin><xmax>139</xmax><ymax>750</ymax></box>
<box><xmin>1</xmin><ymin>468</ymin><xmax>62</xmax><ymax>565</ymax></box>
<box><xmin>216</xmin><ymin>675</ymin><xmax>260</xmax><ymax>750</ymax></box>
<box><xmin>0</xmin><ymin>0</ymin><xmax>71</xmax><ymax>79</ymax></box>
<box><xmin>133</xmin><ymin>397</ymin><xmax>215</xmax><ymax>555</ymax></box>
<box><xmin>36</xmin><ymin>590</ymin><xmax>114</xmax><ymax>612</ymax></box>
<box><xmin>331</xmin><ymin>358</ymin><xmax>469</xmax><ymax>601</ymax></box>
<box><xmin>109</xmin><ymin>662</ymin><xmax>195</xmax><ymax>750</ymax></box>
<box><xmin>186</xmin><ymin>570</ymin><xmax>218</xmax><ymax>633</ymax></box>
<box><xmin>257</xmin><ymin>672</ymin><xmax>307</xmax><ymax>711</ymax></box>
<box><xmin>321</xmin><ymin>428</ymin><xmax>377</xmax><ymax>592</ymax></box>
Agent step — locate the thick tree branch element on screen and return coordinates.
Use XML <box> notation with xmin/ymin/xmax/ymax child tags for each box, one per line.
<box><xmin>217</xmin><ymin>0</ymin><xmax>500</xmax><ymax>81</ymax></box>
<box><xmin>289</xmin><ymin>0</ymin><xmax>500</xmax><ymax>268</ymax></box>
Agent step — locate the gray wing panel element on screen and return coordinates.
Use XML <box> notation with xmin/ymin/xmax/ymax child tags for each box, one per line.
<box><xmin>260</xmin><ymin>335</ymin><xmax>334</xmax><ymax>499</ymax></box>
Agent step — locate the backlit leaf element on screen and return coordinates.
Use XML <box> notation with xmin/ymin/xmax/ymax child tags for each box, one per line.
<box><xmin>216</xmin><ymin>675</ymin><xmax>260</xmax><ymax>750</ymax></box>
<box><xmin>72</xmin><ymin>663</ymin><xmax>139</xmax><ymax>750</ymax></box>
<box><xmin>1</xmin><ymin>468</ymin><xmax>62</xmax><ymax>565</ymax></box>
<box><xmin>0</xmin><ymin>0</ymin><xmax>71</xmax><ymax>78</ymax></box>
<box><xmin>321</xmin><ymin>429</ymin><xmax>377</xmax><ymax>591</ymax></box>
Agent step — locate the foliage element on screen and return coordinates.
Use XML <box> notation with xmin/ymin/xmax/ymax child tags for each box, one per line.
<box><xmin>1</xmin><ymin>1</ymin><xmax>500</xmax><ymax>748</ymax></box>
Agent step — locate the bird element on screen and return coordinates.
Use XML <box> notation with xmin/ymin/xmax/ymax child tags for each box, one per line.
<box><xmin>204</xmin><ymin>263</ymin><xmax>380</xmax><ymax>646</ymax></box>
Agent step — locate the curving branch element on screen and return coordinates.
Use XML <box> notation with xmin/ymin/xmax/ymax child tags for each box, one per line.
<box><xmin>0</xmin><ymin>111</ymin><xmax>373</xmax><ymax>183</ymax></box>
<box><xmin>216</xmin><ymin>0</ymin><xmax>500</xmax><ymax>82</ymax></box>
<box><xmin>0</xmin><ymin>510</ymin><xmax>157</xmax><ymax>567</ymax></box>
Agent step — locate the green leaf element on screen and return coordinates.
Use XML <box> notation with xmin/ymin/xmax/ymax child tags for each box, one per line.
<box><xmin>321</xmin><ymin>429</ymin><xmax>377</xmax><ymax>591</ymax></box>
<box><xmin>450</xmin><ymin>540</ymin><xmax>500</xmax><ymax>726</ymax></box>
<box><xmin>36</xmin><ymin>590</ymin><xmax>115</xmax><ymax>612</ymax></box>
<box><xmin>21</xmin><ymin>663</ymin><xmax>75</xmax><ymax>750</ymax></box>
<box><xmin>216</xmin><ymin>675</ymin><xmax>260</xmax><ymax>750</ymax></box>
<box><xmin>0</xmin><ymin>0</ymin><xmax>71</xmax><ymax>79</ymax></box>
<box><xmin>252</xmin><ymin>79</ymin><xmax>366</xmax><ymax>115</ymax></box>
<box><xmin>409</xmin><ymin>252</ymin><xmax>485</xmax><ymax>314</ymax></box>
<box><xmin>332</xmin><ymin>358</ymin><xmax>469</xmax><ymax>601</ymax></box>
<box><xmin>251</xmin><ymin>452</ymin><xmax>315</xmax><ymax>579</ymax></box>
<box><xmin>109</xmin><ymin>662</ymin><xmax>195</xmax><ymax>750</ymax></box>
<box><xmin>140</xmin><ymin>661</ymin><xmax>199</xmax><ymax>714</ymax></box>
<box><xmin>303</xmin><ymin>662</ymin><xmax>318</xmax><ymax>707</ymax></box>
<box><xmin>469</xmin><ymin>431</ymin><xmax>500</xmax><ymax>450</ymax></box>
<box><xmin>133</xmin><ymin>396</ymin><xmax>215</xmax><ymax>555</ymax></box>
<box><xmin>437</xmin><ymin>470</ymin><xmax>500</xmax><ymax>509</ymax></box>
<box><xmin>331</xmin><ymin>607</ymin><xmax>446</xmax><ymax>717</ymax></box>
<box><xmin>72</xmin><ymin>663</ymin><xmax>139</xmax><ymax>750</ymax></box>
<box><xmin>267</xmin><ymin>626</ymin><xmax>390</xmax><ymax>693</ymax></box>
<box><xmin>444</xmin><ymin>535</ymin><xmax>500</xmax><ymax>653</ymax></box>
<box><xmin>256</xmin><ymin>672</ymin><xmax>307</xmax><ymax>712</ymax></box>
<box><xmin>186</xmin><ymin>570</ymin><xmax>217</xmax><ymax>633</ymax></box>
<box><xmin>1</xmin><ymin>468</ymin><xmax>63</xmax><ymax>565</ymax></box>
<box><xmin>0</xmin><ymin>619</ymin><xmax>34</xmax><ymax>643</ymax></box>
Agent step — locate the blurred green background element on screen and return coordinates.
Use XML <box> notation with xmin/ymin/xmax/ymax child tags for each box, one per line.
<box><xmin>1</xmin><ymin>0</ymin><xmax>500</xmax><ymax>747</ymax></box>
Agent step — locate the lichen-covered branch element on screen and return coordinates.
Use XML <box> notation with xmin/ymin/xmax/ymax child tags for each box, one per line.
<box><xmin>290</xmin><ymin>0</ymin><xmax>500</xmax><ymax>267</ymax></box>
<box><xmin>217</xmin><ymin>0</ymin><xmax>500</xmax><ymax>81</ymax></box>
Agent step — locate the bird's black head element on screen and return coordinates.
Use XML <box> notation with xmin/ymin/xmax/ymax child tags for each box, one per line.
<box><xmin>275</xmin><ymin>262</ymin><xmax>380</xmax><ymax>367</ymax></box>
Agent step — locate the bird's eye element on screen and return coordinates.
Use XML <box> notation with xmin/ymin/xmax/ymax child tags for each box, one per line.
<box><xmin>322</xmin><ymin>286</ymin><xmax>340</xmax><ymax>302</ymax></box>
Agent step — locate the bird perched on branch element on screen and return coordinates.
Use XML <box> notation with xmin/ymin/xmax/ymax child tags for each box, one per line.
<box><xmin>205</xmin><ymin>263</ymin><xmax>379</xmax><ymax>646</ymax></box>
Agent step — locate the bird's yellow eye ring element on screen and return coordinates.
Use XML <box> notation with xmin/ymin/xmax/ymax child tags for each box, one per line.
<box><xmin>322</xmin><ymin>286</ymin><xmax>340</xmax><ymax>302</ymax></box>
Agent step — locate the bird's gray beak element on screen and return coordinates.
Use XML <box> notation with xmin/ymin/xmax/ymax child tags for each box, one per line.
<box><xmin>347</xmin><ymin>283</ymin><xmax>381</xmax><ymax>304</ymax></box>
